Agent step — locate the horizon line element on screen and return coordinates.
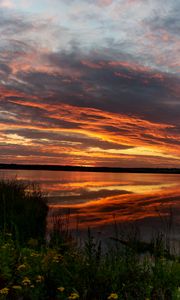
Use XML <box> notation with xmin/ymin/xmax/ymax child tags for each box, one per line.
<box><xmin>0</xmin><ymin>163</ymin><xmax>180</xmax><ymax>174</ymax></box>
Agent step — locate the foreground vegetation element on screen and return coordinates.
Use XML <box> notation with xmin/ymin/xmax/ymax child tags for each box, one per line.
<box><xmin>0</xmin><ymin>180</ymin><xmax>48</xmax><ymax>244</ymax></box>
<box><xmin>0</xmin><ymin>180</ymin><xmax>180</xmax><ymax>300</ymax></box>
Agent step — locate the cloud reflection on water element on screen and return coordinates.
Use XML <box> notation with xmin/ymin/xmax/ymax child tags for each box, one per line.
<box><xmin>0</xmin><ymin>170</ymin><xmax>179</xmax><ymax>236</ymax></box>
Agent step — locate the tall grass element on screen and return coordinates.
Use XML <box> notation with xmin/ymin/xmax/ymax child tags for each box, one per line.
<box><xmin>0</xmin><ymin>180</ymin><xmax>48</xmax><ymax>244</ymax></box>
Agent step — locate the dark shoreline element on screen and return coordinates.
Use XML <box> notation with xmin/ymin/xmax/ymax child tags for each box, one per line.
<box><xmin>0</xmin><ymin>163</ymin><xmax>180</xmax><ymax>174</ymax></box>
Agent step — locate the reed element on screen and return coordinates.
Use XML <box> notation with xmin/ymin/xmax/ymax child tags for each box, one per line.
<box><xmin>0</xmin><ymin>179</ymin><xmax>48</xmax><ymax>244</ymax></box>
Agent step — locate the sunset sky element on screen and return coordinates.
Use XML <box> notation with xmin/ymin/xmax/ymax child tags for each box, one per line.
<box><xmin>0</xmin><ymin>0</ymin><xmax>180</xmax><ymax>167</ymax></box>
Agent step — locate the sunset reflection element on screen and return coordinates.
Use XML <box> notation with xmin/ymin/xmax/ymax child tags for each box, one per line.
<box><xmin>1</xmin><ymin>170</ymin><xmax>179</xmax><ymax>236</ymax></box>
<box><xmin>48</xmin><ymin>186</ymin><xmax>180</xmax><ymax>230</ymax></box>
<box><xmin>39</xmin><ymin>172</ymin><xmax>180</xmax><ymax>234</ymax></box>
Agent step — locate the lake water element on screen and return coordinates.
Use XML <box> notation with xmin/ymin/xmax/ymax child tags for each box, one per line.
<box><xmin>0</xmin><ymin>170</ymin><xmax>180</xmax><ymax>243</ymax></box>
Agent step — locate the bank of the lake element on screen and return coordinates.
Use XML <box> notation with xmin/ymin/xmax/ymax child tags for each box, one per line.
<box><xmin>0</xmin><ymin>179</ymin><xmax>180</xmax><ymax>300</ymax></box>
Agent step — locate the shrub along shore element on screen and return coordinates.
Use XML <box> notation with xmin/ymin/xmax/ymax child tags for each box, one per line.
<box><xmin>0</xmin><ymin>179</ymin><xmax>179</xmax><ymax>300</ymax></box>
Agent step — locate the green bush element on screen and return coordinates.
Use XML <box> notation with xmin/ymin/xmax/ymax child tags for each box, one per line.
<box><xmin>0</xmin><ymin>233</ymin><xmax>179</xmax><ymax>300</ymax></box>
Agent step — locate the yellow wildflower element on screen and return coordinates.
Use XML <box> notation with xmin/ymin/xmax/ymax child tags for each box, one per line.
<box><xmin>36</xmin><ymin>275</ymin><xmax>44</xmax><ymax>283</ymax></box>
<box><xmin>53</xmin><ymin>254</ymin><xmax>63</xmax><ymax>263</ymax></box>
<box><xmin>27</xmin><ymin>238</ymin><xmax>38</xmax><ymax>247</ymax></box>
<box><xmin>30</xmin><ymin>252</ymin><xmax>40</xmax><ymax>257</ymax></box>
<box><xmin>0</xmin><ymin>287</ymin><xmax>9</xmax><ymax>295</ymax></box>
<box><xmin>22</xmin><ymin>277</ymin><xmax>31</xmax><ymax>286</ymax></box>
<box><xmin>108</xmin><ymin>293</ymin><xmax>118</xmax><ymax>300</ymax></box>
<box><xmin>1</xmin><ymin>245</ymin><xmax>7</xmax><ymax>249</ymax></box>
<box><xmin>30</xmin><ymin>285</ymin><xmax>35</xmax><ymax>288</ymax></box>
<box><xmin>53</xmin><ymin>256</ymin><xmax>59</xmax><ymax>263</ymax></box>
<box><xmin>6</xmin><ymin>233</ymin><xmax>12</xmax><ymax>237</ymax></box>
<box><xmin>17</xmin><ymin>264</ymin><xmax>26</xmax><ymax>271</ymax></box>
<box><xmin>12</xmin><ymin>285</ymin><xmax>22</xmax><ymax>290</ymax></box>
<box><xmin>57</xmin><ymin>287</ymin><xmax>65</xmax><ymax>292</ymax></box>
<box><xmin>68</xmin><ymin>292</ymin><xmax>79</xmax><ymax>299</ymax></box>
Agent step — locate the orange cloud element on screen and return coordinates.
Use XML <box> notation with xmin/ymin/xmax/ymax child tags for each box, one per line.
<box><xmin>0</xmin><ymin>97</ymin><xmax>178</xmax><ymax>166</ymax></box>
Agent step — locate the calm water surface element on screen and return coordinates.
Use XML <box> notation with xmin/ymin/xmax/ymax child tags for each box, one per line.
<box><xmin>0</xmin><ymin>170</ymin><xmax>180</xmax><ymax>241</ymax></box>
